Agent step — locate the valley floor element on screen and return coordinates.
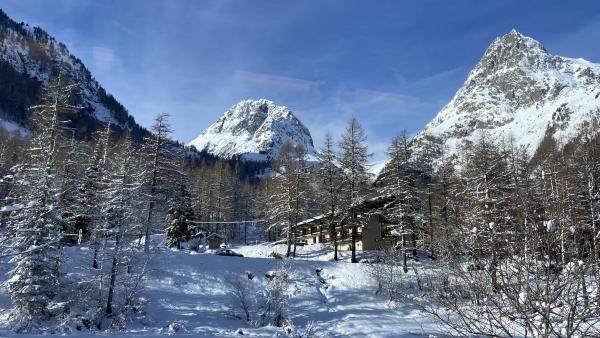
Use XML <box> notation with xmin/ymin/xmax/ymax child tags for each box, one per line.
<box><xmin>0</xmin><ymin>242</ymin><xmax>443</xmax><ymax>337</ymax></box>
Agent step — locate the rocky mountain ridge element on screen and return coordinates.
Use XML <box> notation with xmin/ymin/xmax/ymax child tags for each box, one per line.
<box><xmin>0</xmin><ymin>9</ymin><xmax>146</xmax><ymax>139</ymax></box>
<box><xmin>414</xmin><ymin>29</ymin><xmax>600</xmax><ymax>159</ymax></box>
<box><xmin>189</xmin><ymin>99</ymin><xmax>318</xmax><ymax>161</ymax></box>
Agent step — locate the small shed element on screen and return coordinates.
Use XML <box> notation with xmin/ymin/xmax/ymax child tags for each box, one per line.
<box><xmin>207</xmin><ymin>233</ymin><xmax>225</xmax><ymax>250</ymax></box>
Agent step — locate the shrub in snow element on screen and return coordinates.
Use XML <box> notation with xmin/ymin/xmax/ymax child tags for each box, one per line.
<box><xmin>544</xmin><ymin>219</ymin><xmax>558</xmax><ymax>233</ymax></box>
<box><xmin>257</xmin><ymin>259</ymin><xmax>292</xmax><ymax>327</ymax></box>
<box><xmin>290</xmin><ymin>321</ymin><xmax>321</xmax><ymax>338</ymax></box>
<box><xmin>245</xmin><ymin>271</ymin><xmax>255</xmax><ymax>280</ymax></box>
<box><xmin>167</xmin><ymin>321</ymin><xmax>187</xmax><ymax>334</ymax></box>
<box><xmin>366</xmin><ymin>249</ymin><xmax>407</xmax><ymax>302</ymax></box>
<box><xmin>226</xmin><ymin>272</ymin><xmax>258</xmax><ymax>322</ymax></box>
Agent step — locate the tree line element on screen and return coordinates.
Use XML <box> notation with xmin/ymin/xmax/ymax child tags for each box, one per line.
<box><xmin>0</xmin><ymin>74</ymin><xmax>264</xmax><ymax>331</ymax></box>
<box><xmin>1</xmin><ymin>70</ymin><xmax>598</xmax><ymax>335</ymax></box>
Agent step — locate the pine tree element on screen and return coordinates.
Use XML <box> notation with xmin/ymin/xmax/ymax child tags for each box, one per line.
<box><xmin>460</xmin><ymin>135</ymin><xmax>513</xmax><ymax>291</ymax></box>
<box><xmin>57</xmin><ymin>133</ymin><xmax>87</xmax><ymax>240</ymax></box>
<box><xmin>81</xmin><ymin>123</ymin><xmax>112</xmax><ymax>269</ymax></box>
<box><xmin>338</xmin><ymin>117</ymin><xmax>370</xmax><ymax>263</ymax></box>
<box><xmin>164</xmin><ymin>157</ymin><xmax>195</xmax><ymax>249</ymax></box>
<box><xmin>210</xmin><ymin>159</ymin><xmax>235</xmax><ymax>234</ymax></box>
<box><xmin>99</xmin><ymin>135</ymin><xmax>145</xmax><ymax>321</ymax></box>
<box><xmin>414</xmin><ymin>137</ymin><xmax>439</xmax><ymax>259</ymax></box>
<box><xmin>380</xmin><ymin>132</ymin><xmax>420</xmax><ymax>270</ymax></box>
<box><xmin>433</xmin><ymin>153</ymin><xmax>462</xmax><ymax>258</ymax></box>
<box><xmin>6</xmin><ymin>74</ymin><xmax>79</xmax><ymax>330</ymax></box>
<box><xmin>140</xmin><ymin>113</ymin><xmax>176</xmax><ymax>252</ymax></box>
<box><xmin>317</xmin><ymin>133</ymin><xmax>343</xmax><ymax>260</ymax></box>
<box><xmin>267</xmin><ymin>141</ymin><xmax>309</xmax><ymax>257</ymax></box>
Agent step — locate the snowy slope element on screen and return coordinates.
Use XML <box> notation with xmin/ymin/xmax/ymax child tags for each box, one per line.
<box><xmin>189</xmin><ymin>99</ymin><xmax>318</xmax><ymax>161</ymax></box>
<box><xmin>0</xmin><ymin>117</ymin><xmax>27</xmax><ymax>135</ymax></box>
<box><xmin>414</xmin><ymin>29</ymin><xmax>600</xmax><ymax>158</ymax></box>
<box><xmin>0</xmin><ymin>242</ymin><xmax>441</xmax><ymax>337</ymax></box>
<box><xmin>368</xmin><ymin>160</ymin><xmax>389</xmax><ymax>180</ymax></box>
<box><xmin>0</xmin><ymin>10</ymin><xmax>144</xmax><ymax>135</ymax></box>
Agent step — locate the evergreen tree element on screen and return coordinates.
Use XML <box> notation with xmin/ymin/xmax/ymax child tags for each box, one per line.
<box><xmin>140</xmin><ymin>113</ymin><xmax>176</xmax><ymax>252</ymax></box>
<box><xmin>379</xmin><ymin>131</ymin><xmax>419</xmax><ymax>270</ymax></box>
<box><xmin>5</xmin><ymin>74</ymin><xmax>79</xmax><ymax>330</ymax></box>
<box><xmin>267</xmin><ymin>141</ymin><xmax>309</xmax><ymax>257</ymax></box>
<box><xmin>317</xmin><ymin>133</ymin><xmax>343</xmax><ymax>260</ymax></box>
<box><xmin>338</xmin><ymin>117</ymin><xmax>370</xmax><ymax>263</ymax></box>
<box><xmin>99</xmin><ymin>135</ymin><xmax>145</xmax><ymax>323</ymax></box>
<box><xmin>164</xmin><ymin>158</ymin><xmax>195</xmax><ymax>249</ymax></box>
<box><xmin>460</xmin><ymin>135</ymin><xmax>513</xmax><ymax>291</ymax></box>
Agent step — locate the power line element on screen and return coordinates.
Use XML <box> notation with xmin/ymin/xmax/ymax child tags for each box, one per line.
<box><xmin>188</xmin><ymin>220</ymin><xmax>265</xmax><ymax>225</ymax></box>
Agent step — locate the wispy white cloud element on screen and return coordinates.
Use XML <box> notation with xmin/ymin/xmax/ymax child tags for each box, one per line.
<box><xmin>352</xmin><ymin>88</ymin><xmax>420</xmax><ymax>106</ymax></box>
<box><xmin>234</xmin><ymin>70</ymin><xmax>320</xmax><ymax>92</ymax></box>
<box><xmin>92</xmin><ymin>46</ymin><xmax>120</xmax><ymax>72</ymax></box>
<box><xmin>414</xmin><ymin>67</ymin><xmax>465</xmax><ymax>87</ymax></box>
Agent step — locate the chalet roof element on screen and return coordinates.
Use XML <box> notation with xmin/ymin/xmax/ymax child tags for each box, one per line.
<box><xmin>295</xmin><ymin>194</ymin><xmax>399</xmax><ymax>227</ymax></box>
<box><xmin>295</xmin><ymin>213</ymin><xmax>330</xmax><ymax>227</ymax></box>
<box><xmin>351</xmin><ymin>194</ymin><xmax>397</xmax><ymax>214</ymax></box>
<box><xmin>206</xmin><ymin>233</ymin><xmax>225</xmax><ymax>240</ymax></box>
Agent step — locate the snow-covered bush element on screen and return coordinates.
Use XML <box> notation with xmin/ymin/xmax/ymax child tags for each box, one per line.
<box><xmin>257</xmin><ymin>259</ymin><xmax>293</xmax><ymax>327</ymax></box>
<box><xmin>226</xmin><ymin>272</ymin><xmax>258</xmax><ymax>322</ymax></box>
<box><xmin>366</xmin><ymin>249</ymin><xmax>406</xmax><ymax>302</ymax></box>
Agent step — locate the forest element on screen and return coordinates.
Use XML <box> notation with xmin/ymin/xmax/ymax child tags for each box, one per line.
<box><xmin>0</xmin><ymin>72</ymin><xmax>599</xmax><ymax>336</ymax></box>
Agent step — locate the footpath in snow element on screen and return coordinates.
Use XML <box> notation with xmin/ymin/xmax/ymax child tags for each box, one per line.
<box><xmin>0</xmin><ymin>242</ymin><xmax>442</xmax><ymax>337</ymax></box>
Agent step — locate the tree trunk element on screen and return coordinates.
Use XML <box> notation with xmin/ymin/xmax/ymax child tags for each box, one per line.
<box><xmin>411</xmin><ymin>220</ymin><xmax>417</xmax><ymax>259</ymax></box>
<box><xmin>427</xmin><ymin>186</ymin><xmax>435</xmax><ymax>259</ymax></box>
<box><xmin>144</xmin><ymin>200</ymin><xmax>154</xmax><ymax>252</ymax></box>
<box><xmin>292</xmin><ymin>228</ymin><xmax>297</xmax><ymax>257</ymax></box>
<box><xmin>402</xmin><ymin>233</ymin><xmax>408</xmax><ymax>273</ymax></box>
<box><xmin>105</xmin><ymin>256</ymin><xmax>118</xmax><ymax>315</ymax></box>
<box><xmin>286</xmin><ymin>222</ymin><xmax>292</xmax><ymax>257</ymax></box>
<box><xmin>332</xmin><ymin>222</ymin><xmax>338</xmax><ymax>261</ymax></box>
<box><xmin>106</xmin><ymin>224</ymin><xmax>122</xmax><ymax>316</ymax></box>
<box><xmin>351</xmin><ymin>225</ymin><xmax>357</xmax><ymax>263</ymax></box>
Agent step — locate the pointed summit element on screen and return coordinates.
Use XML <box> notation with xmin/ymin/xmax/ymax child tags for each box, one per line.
<box><xmin>189</xmin><ymin>99</ymin><xmax>318</xmax><ymax>161</ymax></box>
<box><xmin>475</xmin><ymin>30</ymin><xmax>549</xmax><ymax>75</ymax></box>
<box><xmin>415</xmin><ymin>31</ymin><xmax>600</xmax><ymax>160</ymax></box>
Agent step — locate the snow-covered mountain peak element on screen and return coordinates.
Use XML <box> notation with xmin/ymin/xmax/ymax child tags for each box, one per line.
<box><xmin>189</xmin><ymin>99</ymin><xmax>318</xmax><ymax>161</ymax></box>
<box><xmin>0</xmin><ymin>9</ymin><xmax>146</xmax><ymax>138</ymax></box>
<box><xmin>414</xmin><ymin>30</ymin><xmax>600</xmax><ymax>159</ymax></box>
<box><xmin>478</xmin><ymin>29</ymin><xmax>548</xmax><ymax>69</ymax></box>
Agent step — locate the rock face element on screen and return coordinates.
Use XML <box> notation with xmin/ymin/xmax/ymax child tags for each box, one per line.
<box><xmin>189</xmin><ymin>99</ymin><xmax>318</xmax><ymax>161</ymax></box>
<box><xmin>415</xmin><ymin>29</ymin><xmax>600</xmax><ymax>157</ymax></box>
<box><xmin>0</xmin><ymin>10</ymin><xmax>145</xmax><ymax>138</ymax></box>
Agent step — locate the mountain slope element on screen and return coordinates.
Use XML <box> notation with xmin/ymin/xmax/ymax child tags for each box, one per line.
<box><xmin>414</xmin><ymin>29</ymin><xmax>600</xmax><ymax>158</ymax></box>
<box><xmin>0</xmin><ymin>9</ymin><xmax>146</xmax><ymax>139</ymax></box>
<box><xmin>189</xmin><ymin>99</ymin><xmax>318</xmax><ymax>161</ymax></box>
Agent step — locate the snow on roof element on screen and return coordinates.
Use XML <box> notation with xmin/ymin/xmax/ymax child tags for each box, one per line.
<box><xmin>295</xmin><ymin>194</ymin><xmax>399</xmax><ymax>227</ymax></box>
<box><xmin>295</xmin><ymin>213</ymin><xmax>330</xmax><ymax>227</ymax></box>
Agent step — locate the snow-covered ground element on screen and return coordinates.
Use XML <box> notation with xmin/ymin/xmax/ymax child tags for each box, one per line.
<box><xmin>0</xmin><ymin>242</ymin><xmax>442</xmax><ymax>337</ymax></box>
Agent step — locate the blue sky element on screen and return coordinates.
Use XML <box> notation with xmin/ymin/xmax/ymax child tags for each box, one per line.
<box><xmin>3</xmin><ymin>1</ymin><xmax>600</xmax><ymax>161</ymax></box>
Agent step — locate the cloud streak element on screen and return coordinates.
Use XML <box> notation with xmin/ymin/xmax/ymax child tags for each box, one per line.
<box><xmin>234</xmin><ymin>70</ymin><xmax>320</xmax><ymax>92</ymax></box>
<box><xmin>352</xmin><ymin>88</ymin><xmax>420</xmax><ymax>106</ymax></box>
<box><xmin>92</xmin><ymin>46</ymin><xmax>120</xmax><ymax>72</ymax></box>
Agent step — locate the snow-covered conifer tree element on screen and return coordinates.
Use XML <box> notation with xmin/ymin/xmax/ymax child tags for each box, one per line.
<box><xmin>267</xmin><ymin>141</ymin><xmax>309</xmax><ymax>257</ymax></box>
<box><xmin>5</xmin><ymin>74</ymin><xmax>79</xmax><ymax>330</ymax></box>
<box><xmin>317</xmin><ymin>133</ymin><xmax>343</xmax><ymax>260</ymax></box>
<box><xmin>338</xmin><ymin>117</ymin><xmax>370</xmax><ymax>263</ymax></box>
<box><xmin>379</xmin><ymin>131</ymin><xmax>419</xmax><ymax>271</ymax></box>
<box><xmin>98</xmin><ymin>135</ymin><xmax>145</xmax><ymax>326</ymax></box>
<box><xmin>140</xmin><ymin>113</ymin><xmax>176</xmax><ymax>252</ymax></box>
